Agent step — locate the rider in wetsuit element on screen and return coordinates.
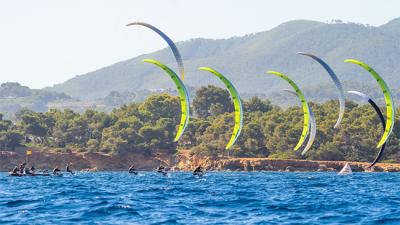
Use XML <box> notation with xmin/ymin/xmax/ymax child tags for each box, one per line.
<box><xmin>30</xmin><ymin>165</ymin><xmax>36</xmax><ymax>173</ymax></box>
<box><xmin>129</xmin><ymin>164</ymin><xmax>138</xmax><ymax>175</ymax></box>
<box><xmin>25</xmin><ymin>167</ymin><xmax>34</xmax><ymax>175</ymax></box>
<box><xmin>9</xmin><ymin>166</ymin><xmax>20</xmax><ymax>176</ymax></box>
<box><xmin>53</xmin><ymin>167</ymin><xmax>61</xmax><ymax>175</ymax></box>
<box><xmin>66</xmin><ymin>163</ymin><xmax>74</xmax><ymax>174</ymax></box>
<box><xmin>157</xmin><ymin>165</ymin><xmax>167</xmax><ymax>176</ymax></box>
<box><xmin>193</xmin><ymin>166</ymin><xmax>204</xmax><ymax>176</ymax></box>
<box><xmin>19</xmin><ymin>163</ymin><xmax>27</xmax><ymax>174</ymax></box>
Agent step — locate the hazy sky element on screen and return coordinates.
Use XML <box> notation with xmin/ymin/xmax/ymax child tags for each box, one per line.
<box><xmin>0</xmin><ymin>0</ymin><xmax>399</xmax><ymax>89</ymax></box>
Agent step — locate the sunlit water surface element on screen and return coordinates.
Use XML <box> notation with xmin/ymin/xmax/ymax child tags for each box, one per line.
<box><xmin>1</xmin><ymin>172</ymin><xmax>400</xmax><ymax>224</ymax></box>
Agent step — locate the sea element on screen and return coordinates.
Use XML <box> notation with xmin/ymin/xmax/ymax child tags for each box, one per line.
<box><xmin>1</xmin><ymin>172</ymin><xmax>400</xmax><ymax>225</ymax></box>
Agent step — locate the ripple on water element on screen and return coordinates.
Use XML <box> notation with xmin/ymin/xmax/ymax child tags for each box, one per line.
<box><xmin>1</xmin><ymin>172</ymin><xmax>400</xmax><ymax>224</ymax></box>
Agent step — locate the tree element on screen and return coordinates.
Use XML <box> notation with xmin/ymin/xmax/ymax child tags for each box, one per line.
<box><xmin>192</xmin><ymin>85</ymin><xmax>233</xmax><ymax>117</ymax></box>
<box><xmin>5</xmin><ymin>90</ymin><xmax>400</xmax><ymax>164</ymax></box>
<box><xmin>0</xmin><ymin>114</ymin><xmax>23</xmax><ymax>149</ymax></box>
<box><xmin>18</xmin><ymin>111</ymin><xmax>48</xmax><ymax>144</ymax></box>
<box><xmin>0</xmin><ymin>113</ymin><xmax>12</xmax><ymax>131</ymax></box>
<box><xmin>139</xmin><ymin>94</ymin><xmax>180</xmax><ymax>122</ymax></box>
<box><xmin>235</xmin><ymin>122</ymin><xmax>267</xmax><ymax>157</ymax></box>
<box><xmin>244</xmin><ymin>96</ymin><xmax>273</xmax><ymax>113</ymax></box>
<box><xmin>100</xmin><ymin>116</ymin><xmax>143</xmax><ymax>154</ymax></box>
<box><xmin>0</xmin><ymin>130</ymin><xmax>23</xmax><ymax>149</ymax></box>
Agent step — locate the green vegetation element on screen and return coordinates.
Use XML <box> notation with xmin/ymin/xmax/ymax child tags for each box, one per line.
<box><xmin>1</xmin><ymin>85</ymin><xmax>399</xmax><ymax>163</ymax></box>
<box><xmin>0</xmin><ymin>82</ymin><xmax>194</xmax><ymax>118</ymax></box>
<box><xmin>0</xmin><ymin>82</ymin><xmax>72</xmax><ymax>119</ymax></box>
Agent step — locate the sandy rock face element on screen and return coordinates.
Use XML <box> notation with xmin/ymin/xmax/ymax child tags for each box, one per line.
<box><xmin>2</xmin><ymin>148</ymin><xmax>400</xmax><ymax>172</ymax></box>
<box><xmin>0</xmin><ymin>148</ymin><xmax>170</xmax><ymax>171</ymax></box>
<box><xmin>174</xmin><ymin>154</ymin><xmax>400</xmax><ymax>173</ymax></box>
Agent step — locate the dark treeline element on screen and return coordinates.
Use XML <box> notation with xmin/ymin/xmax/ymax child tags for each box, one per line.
<box><xmin>1</xmin><ymin>85</ymin><xmax>399</xmax><ymax>163</ymax></box>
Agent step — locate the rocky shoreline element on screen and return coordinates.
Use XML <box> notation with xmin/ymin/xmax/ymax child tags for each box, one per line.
<box><xmin>1</xmin><ymin>148</ymin><xmax>400</xmax><ymax>172</ymax></box>
<box><xmin>176</xmin><ymin>157</ymin><xmax>400</xmax><ymax>172</ymax></box>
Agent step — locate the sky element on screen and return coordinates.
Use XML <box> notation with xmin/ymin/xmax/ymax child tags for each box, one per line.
<box><xmin>0</xmin><ymin>0</ymin><xmax>399</xmax><ymax>89</ymax></box>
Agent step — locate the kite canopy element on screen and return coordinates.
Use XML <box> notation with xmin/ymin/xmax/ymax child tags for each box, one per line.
<box><xmin>348</xmin><ymin>91</ymin><xmax>386</xmax><ymax>168</ymax></box>
<box><xmin>345</xmin><ymin>59</ymin><xmax>394</xmax><ymax>148</ymax></box>
<box><xmin>143</xmin><ymin>59</ymin><xmax>190</xmax><ymax>142</ymax></box>
<box><xmin>283</xmin><ymin>89</ymin><xmax>316</xmax><ymax>155</ymax></box>
<box><xmin>198</xmin><ymin>67</ymin><xmax>243</xmax><ymax>149</ymax></box>
<box><xmin>297</xmin><ymin>52</ymin><xmax>345</xmax><ymax>129</ymax></box>
<box><xmin>267</xmin><ymin>71</ymin><xmax>311</xmax><ymax>151</ymax></box>
<box><xmin>127</xmin><ymin>22</ymin><xmax>185</xmax><ymax>80</ymax></box>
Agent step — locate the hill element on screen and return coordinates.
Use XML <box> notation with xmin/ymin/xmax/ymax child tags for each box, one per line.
<box><xmin>46</xmin><ymin>19</ymin><xmax>400</xmax><ymax>104</ymax></box>
<box><xmin>0</xmin><ymin>82</ymin><xmax>73</xmax><ymax>118</ymax></box>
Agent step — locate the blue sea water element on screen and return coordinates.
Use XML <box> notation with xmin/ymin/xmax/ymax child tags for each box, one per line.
<box><xmin>1</xmin><ymin>172</ymin><xmax>400</xmax><ymax>225</ymax></box>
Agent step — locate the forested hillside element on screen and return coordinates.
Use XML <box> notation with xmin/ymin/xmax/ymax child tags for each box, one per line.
<box><xmin>2</xmin><ymin>86</ymin><xmax>399</xmax><ymax>163</ymax></box>
<box><xmin>0</xmin><ymin>82</ymin><xmax>72</xmax><ymax>119</ymax></box>
<box><xmin>46</xmin><ymin>18</ymin><xmax>400</xmax><ymax>107</ymax></box>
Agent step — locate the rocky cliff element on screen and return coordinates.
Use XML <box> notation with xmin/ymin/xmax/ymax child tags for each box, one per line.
<box><xmin>1</xmin><ymin>148</ymin><xmax>399</xmax><ymax>172</ymax></box>
<box><xmin>175</xmin><ymin>156</ymin><xmax>400</xmax><ymax>172</ymax></box>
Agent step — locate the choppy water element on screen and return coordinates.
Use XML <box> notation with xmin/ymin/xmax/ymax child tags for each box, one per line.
<box><xmin>1</xmin><ymin>172</ymin><xmax>400</xmax><ymax>224</ymax></box>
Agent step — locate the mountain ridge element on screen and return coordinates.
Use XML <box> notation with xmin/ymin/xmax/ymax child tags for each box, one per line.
<box><xmin>45</xmin><ymin>18</ymin><xmax>400</xmax><ymax>102</ymax></box>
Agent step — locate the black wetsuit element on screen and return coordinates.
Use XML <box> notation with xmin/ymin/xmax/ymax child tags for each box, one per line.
<box><xmin>24</xmin><ymin>167</ymin><xmax>33</xmax><ymax>175</ymax></box>
<box><xmin>12</xmin><ymin>167</ymin><xmax>19</xmax><ymax>174</ymax></box>
<box><xmin>19</xmin><ymin>163</ymin><xmax>26</xmax><ymax>174</ymax></box>
<box><xmin>66</xmin><ymin>165</ymin><xmax>74</xmax><ymax>174</ymax></box>
<box><xmin>53</xmin><ymin>168</ymin><xmax>61</xmax><ymax>175</ymax></box>
<box><xmin>193</xmin><ymin>166</ymin><xmax>204</xmax><ymax>176</ymax></box>
<box><xmin>10</xmin><ymin>166</ymin><xmax>20</xmax><ymax>176</ymax></box>
<box><xmin>129</xmin><ymin>165</ymin><xmax>138</xmax><ymax>175</ymax></box>
<box><xmin>157</xmin><ymin>166</ymin><xmax>167</xmax><ymax>175</ymax></box>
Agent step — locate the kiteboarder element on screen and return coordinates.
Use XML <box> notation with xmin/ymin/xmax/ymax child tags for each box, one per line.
<box><xmin>30</xmin><ymin>165</ymin><xmax>36</xmax><ymax>173</ymax></box>
<box><xmin>157</xmin><ymin>165</ymin><xmax>167</xmax><ymax>176</ymax></box>
<box><xmin>128</xmin><ymin>164</ymin><xmax>137</xmax><ymax>175</ymax></box>
<box><xmin>129</xmin><ymin>164</ymin><xmax>138</xmax><ymax>175</ymax></box>
<box><xmin>19</xmin><ymin>162</ymin><xmax>27</xmax><ymax>174</ymax></box>
<box><xmin>53</xmin><ymin>167</ymin><xmax>61</xmax><ymax>176</ymax></box>
<box><xmin>24</xmin><ymin>167</ymin><xmax>34</xmax><ymax>175</ymax></box>
<box><xmin>193</xmin><ymin>166</ymin><xmax>204</xmax><ymax>177</ymax></box>
<box><xmin>66</xmin><ymin>163</ymin><xmax>74</xmax><ymax>174</ymax></box>
<box><xmin>9</xmin><ymin>166</ymin><xmax>20</xmax><ymax>176</ymax></box>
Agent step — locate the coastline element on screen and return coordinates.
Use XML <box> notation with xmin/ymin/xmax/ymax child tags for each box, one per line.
<box><xmin>1</xmin><ymin>148</ymin><xmax>400</xmax><ymax>172</ymax></box>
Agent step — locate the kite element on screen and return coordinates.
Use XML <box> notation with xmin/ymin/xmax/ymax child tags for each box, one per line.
<box><xmin>143</xmin><ymin>59</ymin><xmax>190</xmax><ymax>142</ymax></box>
<box><xmin>267</xmin><ymin>71</ymin><xmax>311</xmax><ymax>151</ymax></box>
<box><xmin>345</xmin><ymin>59</ymin><xmax>394</xmax><ymax>148</ymax></box>
<box><xmin>127</xmin><ymin>22</ymin><xmax>185</xmax><ymax>80</ymax></box>
<box><xmin>297</xmin><ymin>52</ymin><xmax>345</xmax><ymax>129</ymax></box>
<box><xmin>198</xmin><ymin>67</ymin><xmax>243</xmax><ymax>149</ymax></box>
<box><xmin>283</xmin><ymin>89</ymin><xmax>316</xmax><ymax>155</ymax></box>
<box><xmin>348</xmin><ymin>91</ymin><xmax>387</xmax><ymax>168</ymax></box>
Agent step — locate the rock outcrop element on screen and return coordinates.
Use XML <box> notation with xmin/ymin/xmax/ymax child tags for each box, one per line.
<box><xmin>175</xmin><ymin>154</ymin><xmax>400</xmax><ymax>172</ymax></box>
<box><xmin>1</xmin><ymin>148</ymin><xmax>400</xmax><ymax>172</ymax></box>
<box><xmin>0</xmin><ymin>148</ymin><xmax>172</xmax><ymax>171</ymax></box>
